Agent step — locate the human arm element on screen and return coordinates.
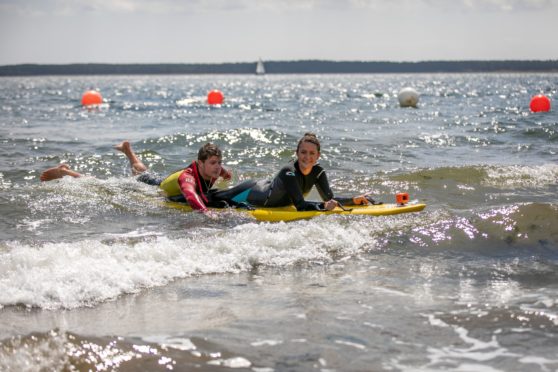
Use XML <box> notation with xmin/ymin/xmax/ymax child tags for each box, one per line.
<box><xmin>177</xmin><ymin>170</ymin><xmax>208</xmax><ymax>212</ymax></box>
<box><xmin>280</xmin><ymin>168</ymin><xmax>326</xmax><ymax>211</ymax></box>
<box><xmin>335</xmin><ymin>194</ymin><xmax>376</xmax><ymax>206</ymax></box>
<box><xmin>219</xmin><ymin>167</ymin><xmax>232</xmax><ymax>181</ymax></box>
<box><xmin>312</xmin><ymin>169</ymin><xmax>371</xmax><ymax>210</ymax></box>
<box><xmin>314</xmin><ymin>168</ymin><xmax>338</xmax><ymax>210</ymax></box>
<box><xmin>313</xmin><ymin>167</ymin><xmax>374</xmax><ymax>208</ymax></box>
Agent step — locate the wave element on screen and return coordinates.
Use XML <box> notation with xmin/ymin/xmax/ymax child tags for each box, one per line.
<box><xmin>330</xmin><ymin>163</ymin><xmax>558</xmax><ymax>213</ymax></box>
<box><xmin>0</xmin><ymin>330</ymin><xmax>231</xmax><ymax>371</ymax></box>
<box><xmin>389</xmin><ymin>163</ymin><xmax>558</xmax><ymax>190</ymax></box>
<box><xmin>0</xmin><ymin>216</ymin><xmax>379</xmax><ymax>309</ymax></box>
<box><xmin>406</xmin><ymin>203</ymin><xmax>558</xmax><ymax>250</ymax></box>
<box><xmin>2</xmin><ymin>200</ymin><xmax>558</xmax><ymax>310</ymax></box>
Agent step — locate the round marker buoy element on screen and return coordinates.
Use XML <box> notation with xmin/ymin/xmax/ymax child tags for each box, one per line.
<box><xmin>81</xmin><ymin>90</ymin><xmax>103</xmax><ymax>106</ymax></box>
<box><xmin>530</xmin><ymin>94</ymin><xmax>551</xmax><ymax>112</ymax></box>
<box><xmin>398</xmin><ymin>87</ymin><xmax>419</xmax><ymax>108</ymax></box>
<box><xmin>207</xmin><ymin>90</ymin><xmax>224</xmax><ymax>105</ymax></box>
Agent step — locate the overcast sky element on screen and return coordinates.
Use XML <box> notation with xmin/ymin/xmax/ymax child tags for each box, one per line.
<box><xmin>1</xmin><ymin>0</ymin><xmax>557</xmax><ymax>65</ymax></box>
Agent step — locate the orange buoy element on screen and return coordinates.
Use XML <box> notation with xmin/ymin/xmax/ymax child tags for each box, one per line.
<box><xmin>81</xmin><ymin>90</ymin><xmax>103</xmax><ymax>106</ymax></box>
<box><xmin>207</xmin><ymin>90</ymin><xmax>224</xmax><ymax>105</ymax></box>
<box><xmin>530</xmin><ymin>94</ymin><xmax>551</xmax><ymax>112</ymax></box>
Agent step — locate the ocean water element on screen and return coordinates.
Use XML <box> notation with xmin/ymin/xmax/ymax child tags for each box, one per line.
<box><xmin>0</xmin><ymin>73</ymin><xmax>557</xmax><ymax>371</ymax></box>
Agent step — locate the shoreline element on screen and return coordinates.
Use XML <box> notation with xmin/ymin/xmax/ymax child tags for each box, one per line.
<box><xmin>1</xmin><ymin>60</ymin><xmax>558</xmax><ymax>76</ymax></box>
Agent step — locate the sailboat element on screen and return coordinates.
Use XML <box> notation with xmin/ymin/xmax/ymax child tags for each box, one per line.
<box><xmin>256</xmin><ymin>58</ymin><xmax>265</xmax><ymax>75</ymax></box>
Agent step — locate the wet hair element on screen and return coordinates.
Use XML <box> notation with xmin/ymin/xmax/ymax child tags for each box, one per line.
<box><xmin>296</xmin><ymin>132</ymin><xmax>321</xmax><ymax>153</ymax></box>
<box><xmin>198</xmin><ymin>143</ymin><xmax>222</xmax><ymax>161</ymax></box>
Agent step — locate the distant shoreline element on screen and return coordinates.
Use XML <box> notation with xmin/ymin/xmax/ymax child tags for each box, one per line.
<box><xmin>1</xmin><ymin>60</ymin><xmax>557</xmax><ymax>76</ymax></box>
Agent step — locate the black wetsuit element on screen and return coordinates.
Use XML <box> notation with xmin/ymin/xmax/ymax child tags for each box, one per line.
<box><xmin>210</xmin><ymin>161</ymin><xmax>337</xmax><ymax>211</ymax></box>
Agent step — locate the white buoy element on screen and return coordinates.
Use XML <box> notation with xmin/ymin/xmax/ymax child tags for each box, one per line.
<box><xmin>398</xmin><ymin>87</ymin><xmax>419</xmax><ymax>108</ymax></box>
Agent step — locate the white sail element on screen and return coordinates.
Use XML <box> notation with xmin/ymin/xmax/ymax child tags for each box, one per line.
<box><xmin>256</xmin><ymin>58</ymin><xmax>265</xmax><ymax>75</ymax></box>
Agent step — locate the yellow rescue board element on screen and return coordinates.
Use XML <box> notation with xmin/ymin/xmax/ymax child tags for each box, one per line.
<box><xmin>165</xmin><ymin>201</ymin><xmax>426</xmax><ymax>222</ymax></box>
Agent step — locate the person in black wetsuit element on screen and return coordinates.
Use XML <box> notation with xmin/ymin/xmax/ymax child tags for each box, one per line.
<box><xmin>209</xmin><ymin>132</ymin><xmax>371</xmax><ymax>211</ymax></box>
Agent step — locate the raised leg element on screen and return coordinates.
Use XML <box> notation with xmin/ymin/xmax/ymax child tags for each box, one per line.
<box><xmin>114</xmin><ymin>140</ymin><xmax>148</xmax><ymax>175</ymax></box>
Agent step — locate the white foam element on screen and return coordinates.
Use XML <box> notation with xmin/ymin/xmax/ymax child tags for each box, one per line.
<box><xmin>518</xmin><ymin>356</ymin><xmax>558</xmax><ymax>370</ymax></box>
<box><xmin>334</xmin><ymin>339</ymin><xmax>366</xmax><ymax>350</ymax></box>
<box><xmin>426</xmin><ymin>314</ymin><xmax>450</xmax><ymax>328</ymax></box>
<box><xmin>207</xmin><ymin>357</ymin><xmax>251</xmax><ymax>368</ymax></box>
<box><xmin>0</xmin><ymin>330</ymin><xmax>68</xmax><ymax>371</ymax></box>
<box><xmin>451</xmin><ymin>363</ymin><xmax>503</xmax><ymax>372</ymax></box>
<box><xmin>175</xmin><ymin>97</ymin><xmax>205</xmax><ymax>106</ymax></box>
<box><xmin>484</xmin><ymin>164</ymin><xmax>558</xmax><ymax>189</ymax></box>
<box><xmin>252</xmin><ymin>368</ymin><xmax>275</xmax><ymax>372</ymax></box>
<box><xmin>16</xmin><ymin>218</ymin><xmax>53</xmax><ymax>232</ymax></box>
<box><xmin>424</xmin><ymin>324</ymin><xmax>520</xmax><ymax>368</ymax></box>
<box><xmin>250</xmin><ymin>339</ymin><xmax>283</xmax><ymax>347</ymax></box>
<box><xmin>142</xmin><ymin>335</ymin><xmax>196</xmax><ymax>351</ymax></box>
<box><xmin>0</xmin><ymin>218</ymin><xmax>375</xmax><ymax>309</ymax></box>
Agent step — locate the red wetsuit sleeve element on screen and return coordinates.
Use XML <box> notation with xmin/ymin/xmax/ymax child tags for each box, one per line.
<box><xmin>177</xmin><ymin>168</ymin><xmax>208</xmax><ymax>212</ymax></box>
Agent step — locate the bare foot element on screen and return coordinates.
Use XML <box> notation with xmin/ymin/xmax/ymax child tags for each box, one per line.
<box><xmin>113</xmin><ymin>140</ymin><xmax>131</xmax><ymax>153</ymax></box>
<box><xmin>114</xmin><ymin>140</ymin><xmax>147</xmax><ymax>175</ymax></box>
<box><xmin>40</xmin><ymin>164</ymin><xmax>82</xmax><ymax>182</ymax></box>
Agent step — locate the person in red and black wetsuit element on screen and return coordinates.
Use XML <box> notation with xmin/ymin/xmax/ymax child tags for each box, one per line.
<box><xmin>137</xmin><ymin>142</ymin><xmax>232</xmax><ymax>213</ymax></box>
<box><xmin>40</xmin><ymin>141</ymin><xmax>231</xmax><ymax>214</ymax></box>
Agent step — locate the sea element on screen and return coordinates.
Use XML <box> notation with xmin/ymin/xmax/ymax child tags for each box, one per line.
<box><xmin>0</xmin><ymin>73</ymin><xmax>557</xmax><ymax>371</ymax></box>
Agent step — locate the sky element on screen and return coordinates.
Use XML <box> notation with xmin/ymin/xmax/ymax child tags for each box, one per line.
<box><xmin>1</xmin><ymin>0</ymin><xmax>557</xmax><ymax>65</ymax></box>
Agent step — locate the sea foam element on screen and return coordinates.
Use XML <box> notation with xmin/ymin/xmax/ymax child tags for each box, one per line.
<box><xmin>0</xmin><ymin>218</ymin><xmax>374</xmax><ymax>310</ymax></box>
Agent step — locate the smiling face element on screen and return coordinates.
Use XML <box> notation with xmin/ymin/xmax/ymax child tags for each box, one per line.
<box><xmin>296</xmin><ymin>141</ymin><xmax>320</xmax><ymax>175</ymax></box>
<box><xmin>198</xmin><ymin>155</ymin><xmax>222</xmax><ymax>180</ymax></box>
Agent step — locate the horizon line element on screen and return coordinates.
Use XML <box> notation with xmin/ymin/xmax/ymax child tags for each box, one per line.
<box><xmin>2</xmin><ymin>58</ymin><xmax>558</xmax><ymax>67</ymax></box>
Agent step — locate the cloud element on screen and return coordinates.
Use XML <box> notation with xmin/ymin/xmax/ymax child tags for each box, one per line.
<box><xmin>424</xmin><ymin>0</ymin><xmax>557</xmax><ymax>11</ymax></box>
<box><xmin>1</xmin><ymin>0</ymin><xmax>556</xmax><ymax>17</ymax></box>
<box><xmin>0</xmin><ymin>0</ymin><xmax>187</xmax><ymax>16</ymax></box>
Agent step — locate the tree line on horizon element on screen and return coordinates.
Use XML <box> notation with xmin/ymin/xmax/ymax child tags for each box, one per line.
<box><xmin>1</xmin><ymin>60</ymin><xmax>557</xmax><ymax>76</ymax></box>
